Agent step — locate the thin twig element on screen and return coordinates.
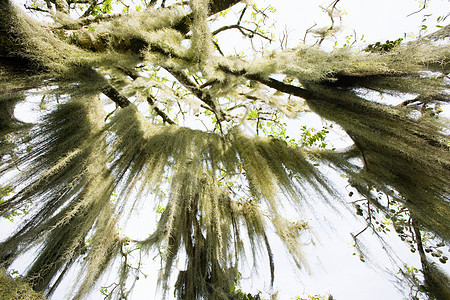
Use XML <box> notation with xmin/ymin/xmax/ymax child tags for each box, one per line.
<box><xmin>23</xmin><ymin>5</ymin><xmax>49</xmax><ymax>13</ymax></box>
<box><xmin>407</xmin><ymin>2</ymin><xmax>428</xmax><ymax>17</ymax></box>
<box><xmin>303</xmin><ymin>23</ymin><xmax>317</xmax><ymax>43</ymax></box>
<box><xmin>212</xmin><ymin>24</ymin><xmax>273</xmax><ymax>41</ymax></box>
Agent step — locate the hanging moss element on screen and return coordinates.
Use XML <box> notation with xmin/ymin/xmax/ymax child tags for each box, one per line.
<box><xmin>306</xmin><ymin>85</ymin><xmax>450</xmax><ymax>240</ymax></box>
<box><xmin>1</xmin><ymin>1</ymin><xmax>450</xmax><ymax>299</ymax></box>
<box><xmin>3</xmin><ymin>91</ymin><xmax>447</xmax><ymax>298</ymax></box>
<box><xmin>0</xmin><ymin>268</ymin><xmax>46</xmax><ymax>300</ymax></box>
<box><xmin>246</xmin><ymin>42</ymin><xmax>450</xmax><ymax>83</ymax></box>
<box><xmin>0</xmin><ymin>96</ymin><xmax>121</xmax><ymax>298</ymax></box>
<box><xmin>0</xmin><ymin>101</ymin><xmax>331</xmax><ymax>298</ymax></box>
<box><xmin>103</xmin><ymin>106</ymin><xmax>338</xmax><ymax>298</ymax></box>
<box><xmin>189</xmin><ymin>0</ymin><xmax>212</xmax><ymax>57</ymax></box>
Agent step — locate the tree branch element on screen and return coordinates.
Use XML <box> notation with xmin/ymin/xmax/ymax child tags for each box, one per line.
<box><xmin>218</xmin><ymin>65</ymin><xmax>314</xmax><ymax>100</ymax></box>
<box><xmin>23</xmin><ymin>4</ymin><xmax>49</xmax><ymax>13</ymax></box>
<box><xmin>212</xmin><ymin>24</ymin><xmax>272</xmax><ymax>41</ymax></box>
<box><xmin>173</xmin><ymin>0</ymin><xmax>242</xmax><ymax>34</ymax></box>
<box><xmin>422</xmin><ymin>24</ymin><xmax>450</xmax><ymax>41</ymax></box>
<box><xmin>165</xmin><ymin>67</ymin><xmax>226</xmax><ymax>120</ymax></box>
<box><xmin>101</xmin><ymin>85</ymin><xmax>131</xmax><ymax>108</ymax></box>
<box><xmin>209</xmin><ymin>0</ymin><xmax>242</xmax><ymax>16</ymax></box>
<box><xmin>407</xmin><ymin>1</ymin><xmax>428</xmax><ymax>17</ymax></box>
<box><xmin>58</xmin><ymin>12</ymin><xmax>123</xmax><ymax>29</ymax></box>
<box><xmin>147</xmin><ymin>94</ymin><xmax>176</xmax><ymax>124</ymax></box>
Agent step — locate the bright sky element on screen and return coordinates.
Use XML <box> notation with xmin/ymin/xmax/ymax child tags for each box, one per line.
<box><xmin>2</xmin><ymin>1</ymin><xmax>450</xmax><ymax>299</ymax></box>
<box><xmin>216</xmin><ymin>0</ymin><xmax>449</xmax><ymax>50</ymax></box>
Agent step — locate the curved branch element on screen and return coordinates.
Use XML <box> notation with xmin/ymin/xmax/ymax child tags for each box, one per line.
<box><xmin>212</xmin><ymin>24</ymin><xmax>272</xmax><ymax>41</ymax></box>
<box><xmin>407</xmin><ymin>1</ymin><xmax>428</xmax><ymax>17</ymax></box>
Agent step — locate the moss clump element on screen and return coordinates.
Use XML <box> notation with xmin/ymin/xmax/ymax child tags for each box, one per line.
<box><xmin>0</xmin><ymin>269</ymin><xmax>46</xmax><ymax>300</ymax></box>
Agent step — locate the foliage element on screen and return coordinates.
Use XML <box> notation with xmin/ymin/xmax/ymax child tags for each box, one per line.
<box><xmin>0</xmin><ymin>0</ymin><xmax>449</xmax><ymax>299</ymax></box>
<box><xmin>365</xmin><ymin>38</ymin><xmax>403</xmax><ymax>52</ymax></box>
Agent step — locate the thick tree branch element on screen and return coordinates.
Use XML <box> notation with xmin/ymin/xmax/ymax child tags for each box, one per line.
<box><xmin>218</xmin><ymin>65</ymin><xmax>314</xmax><ymax>100</ymax></box>
<box><xmin>101</xmin><ymin>85</ymin><xmax>131</xmax><ymax>108</ymax></box>
<box><xmin>247</xmin><ymin>74</ymin><xmax>313</xmax><ymax>99</ymax></box>
<box><xmin>209</xmin><ymin>0</ymin><xmax>242</xmax><ymax>15</ymax></box>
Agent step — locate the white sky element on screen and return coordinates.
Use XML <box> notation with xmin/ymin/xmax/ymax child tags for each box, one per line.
<box><xmin>2</xmin><ymin>0</ymin><xmax>450</xmax><ymax>299</ymax></box>
<box><xmin>216</xmin><ymin>0</ymin><xmax>449</xmax><ymax>53</ymax></box>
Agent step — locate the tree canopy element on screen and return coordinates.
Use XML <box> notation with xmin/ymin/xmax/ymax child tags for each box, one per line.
<box><xmin>0</xmin><ymin>0</ymin><xmax>449</xmax><ymax>299</ymax></box>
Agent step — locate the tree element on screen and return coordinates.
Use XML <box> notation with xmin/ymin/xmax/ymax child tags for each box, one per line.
<box><xmin>0</xmin><ymin>0</ymin><xmax>449</xmax><ymax>299</ymax></box>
